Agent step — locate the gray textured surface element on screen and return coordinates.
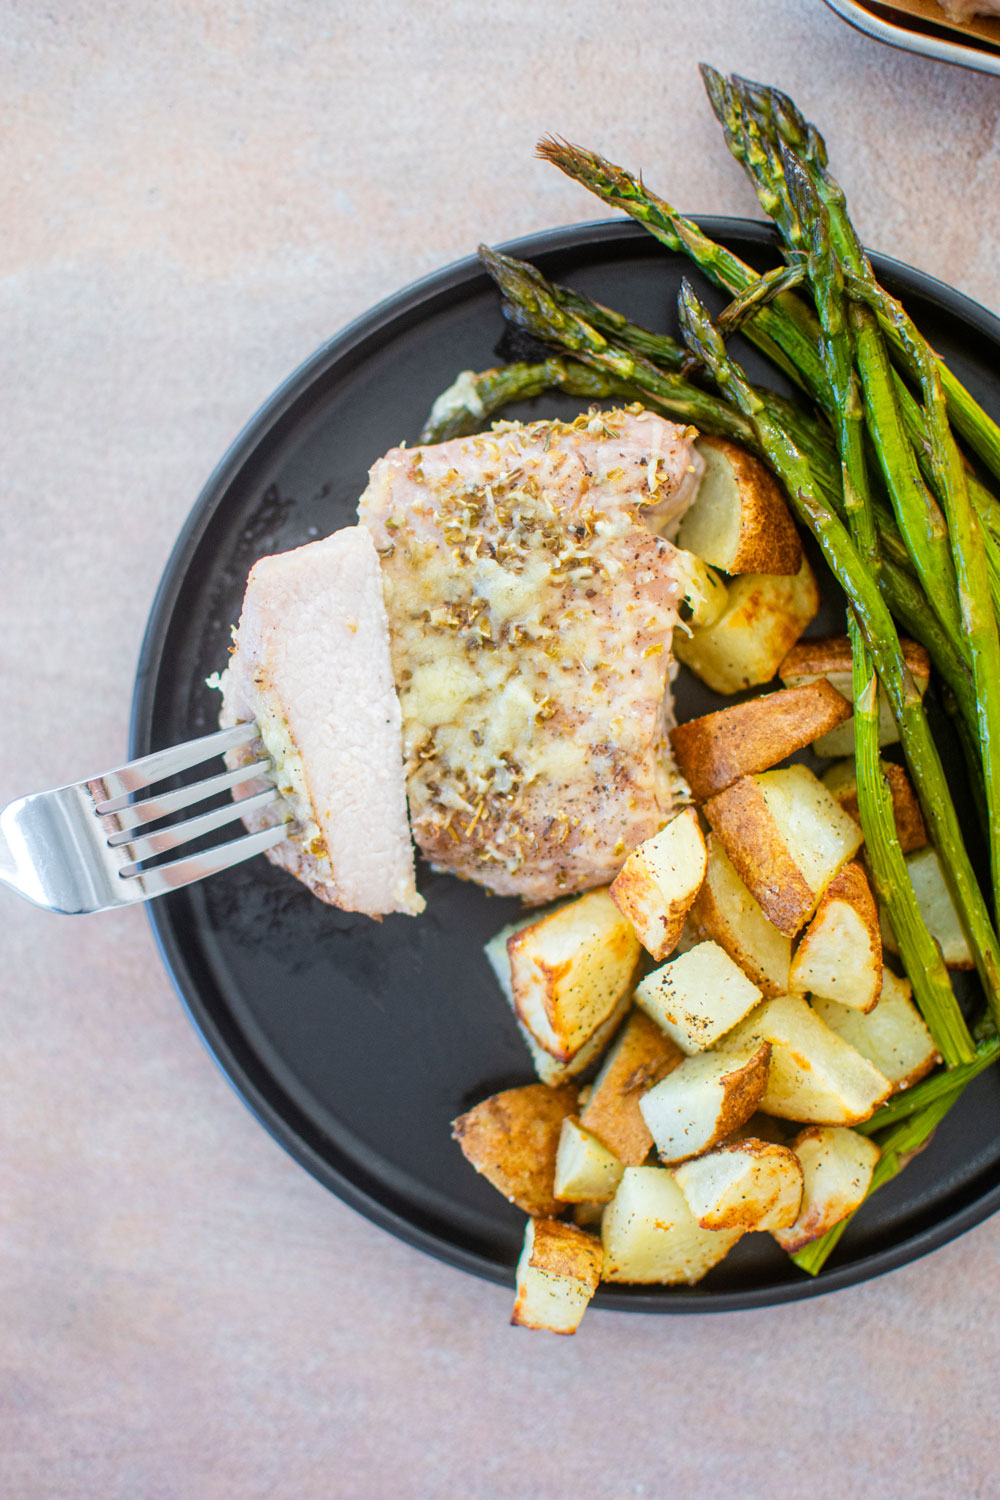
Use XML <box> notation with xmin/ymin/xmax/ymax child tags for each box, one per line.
<box><xmin>2</xmin><ymin>4</ymin><xmax>1000</xmax><ymax>1497</ymax></box>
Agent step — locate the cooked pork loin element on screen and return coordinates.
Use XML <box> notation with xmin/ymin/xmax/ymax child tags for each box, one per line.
<box><xmin>359</xmin><ymin>407</ymin><xmax>702</xmax><ymax>902</ymax></box>
<box><xmin>217</xmin><ymin>526</ymin><xmax>423</xmax><ymax>917</ymax></box>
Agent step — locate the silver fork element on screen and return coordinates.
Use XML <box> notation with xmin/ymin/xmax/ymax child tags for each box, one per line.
<box><xmin>0</xmin><ymin>723</ymin><xmax>292</xmax><ymax>914</ymax></box>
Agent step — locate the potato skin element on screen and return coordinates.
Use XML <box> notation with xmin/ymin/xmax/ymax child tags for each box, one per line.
<box><xmin>669</xmin><ymin>681</ymin><xmax>851</xmax><ymax>802</ymax></box>
<box><xmin>511</xmin><ymin>1218</ymin><xmax>602</xmax><ymax>1333</ymax></box>
<box><xmin>780</xmin><ymin>634</ymin><xmax>930</xmax><ymax>682</ymax></box>
<box><xmin>826</xmin><ymin>761</ymin><xmax>928</xmax><ymax>855</ymax></box>
<box><xmin>609</xmin><ymin>807</ymin><xmax>706</xmax><ymax>962</ymax></box>
<box><xmin>687</xmin><ymin>436</ymin><xmax>803</xmax><ymax>575</ymax></box>
<box><xmin>710</xmin><ymin>1042</ymin><xmax>773</xmax><ymax>1147</ymax></box>
<box><xmin>452</xmin><ymin>1084</ymin><xmax>578</xmax><ymax>1216</ymax></box>
<box><xmin>703</xmin><ymin>775</ymin><xmax>816</xmax><ymax>937</ymax></box>
<box><xmin>580</xmin><ymin>1010</ymin><xmax>683</xmax><ymax>1165</ymax></box>
<box><xmin>688</xmin><ymin>835</ymin><xmax>791</xmax><ymax>997</ymax></box>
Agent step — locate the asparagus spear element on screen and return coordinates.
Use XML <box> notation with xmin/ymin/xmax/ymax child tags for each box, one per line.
<box><xmin>856</xmin><ymin>1036</ymin><xmax>1000</xmax><ymax>1136</ymax></box>
<box><xmin>716</xmin><ymin>261</ymin><xmax>806</xmax><ymax>338</ymax></box>
<box><xmin>734</xmin><ymin>72</ymin><xmax>1000</xmax><ymax>486</ymax></box>
<box><xmin>551</xmin><ymin>285</ymin><xmax>686</xmax><ymax>369</ymax></box>
<box><xmin>847</xmin><ymin>272</ymin><xmax>1000</xmax><ymax>905</ymax></box>
<box><xmin>477</xmin><ymin>245</ymin><xmax>760</xmax><ymax>445</ymax></box>
<box><xmin>677</xmin><ymin>278</ymin><xmax>997</xmax><ymax>1031</ymax></box>
<box><xmin>717</xmin><ymin>68</ymin><xmax>1000</xmax><ymax>675</ymax></box>
<box><xmin>703</xmin><ymin>74</ymin><xmax>967</xmax><ymax>667</ymax></box>
<box><xmin>798</xmin><ymin>190</ymin><xmax>971</xmax><ymax>1062</ymax></box>
<box><xmin>536</xmin><ymin>136</ymin><xmax>831</xmax><ymax>403</ymax></box>
<box><xmin>418</xmin><ymin>358</ymin><xmax>644</xmax><ymax>444</ymax></box>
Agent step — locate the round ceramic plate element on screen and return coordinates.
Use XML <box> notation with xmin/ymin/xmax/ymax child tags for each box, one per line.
<box><xmin>131</xmin><ymin>218</ymin><xmax>1000</xmax><ymax>1311</ymax></box>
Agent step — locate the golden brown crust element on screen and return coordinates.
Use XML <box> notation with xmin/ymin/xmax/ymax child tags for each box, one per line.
<box><xmin>773</xmin><ymin>1126</ymin><xmax>880</xmax><ymax>1251</ymax></box>
<box><xmin>833</xmin><ymin>763</ymin><xmax>928</xmax><ymax>855</ymax></box>
<box><xmin>669</xmin><ymin>681</ymin><xmax>852</xmax><ymax>802</ymax></box>
<box><xmin>525</xmin><ymin>1218</ymin><xmax>603</xmax><ymax>1282</ymax></box>
<box><xmin>451</xmin><ymin>1084</ymin><xmax>578</xmax><ymax>1216</ymax></box>
<box><xmin>687</xmin><ymin>836</ymin><xmax>791</xmax><ymax>998</ymax></box>
<box><xmin>711</xmin><ymin>1042</ymin><xmax>773</xmax><ymax>1147</ymax></box>
<box><xmin>696</xmin><ymin>436</ymin><xmax>803</xmax><ymax>575</ymax></box>
<box><xmin>702</xmin><ymin>776</ymin><xmax>816</xmax><ymax>937</ymax></box>
<box><xmin>609</xmin><ymin>807</ymin><xmax>705</xmax><ymax>962</ymax></box>
<box><xmin>824</xmin><ymin>860</ymin><xmax>879</xmax><ymax>917</ymax></box>
<box><xmin>682</xmin><ymin>1139</ymin><xmax>803</xmax><ymax>1231</ymax></box>
<box><xmin>610</xmin><ymin>861</ymin><xmax>690</xmax><ymax>961</ymax></box>
<box><xmin>779</xmin><ymin>634</ymin><xmax>930</xmax><ymax>683</ymax></box>
<box><xmin>580</xmin><ymin>1011</ymin><xmax>683</xmax><ymax>1165</ymax></box>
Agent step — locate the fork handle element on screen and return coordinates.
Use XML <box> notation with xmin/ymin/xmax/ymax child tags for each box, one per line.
<box><xmin>0</xmin><ymin>811</ymin><xmax>24</xmax><ymax>898</ymax></box>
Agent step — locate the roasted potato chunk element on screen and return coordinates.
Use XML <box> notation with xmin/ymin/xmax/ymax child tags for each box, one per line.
<box><xmin>511</xmin><ymin>1217</ymin><xmax>603</xmax><ymax>1334</ymax></box>
<box><xmin>880</xmin><ymin>846</ymin><xmax>973</xmax><ymax>969</ymax></box>
<box><xmin>484</xmin><ymin>918</ymin><xmax>630</xmax><ymax>1085</ymax></box>
<box><xmin>638</xmin><ymin>1042</ymin><xmax>772</xmax><ymax>1164</ymax></box>
<box><xmin>601</xmin><ymin>1166</ymin><xmax>742</xmax><ymax>1283</ymax></box>
<box><xmin>788</xmin><ymin>862</ymin><xmax>882</xmax><ymax>1012</ymax></box>
<box><xmin>452</xmin><ymin>1084</ymin><xmax>578</xmax><ymax>1216</ymax></box>
<box><xmin>821</xmin><ymin>757</ymin><xmax>928</xmax><ymax>854</ymax></box>
<box><xmin>674</xmin><ymin>1139</ymin><xmax>804</xmax><ymax>1232</ymax></box>
<box><xmin>772</xmin><ymin>1126</ymin><xmax>881</xmax><ymax>1252</ymax></box>
<box><xmin>688</xmin><ymin>835</ymin><xmax>791</xmax><ymax>997</ymax></box>
<box><xmin>579</xmin><ymin>1009</ymin><xmax>683</xmax><ymax>1165</ymax></box>
<box><xmin>506</xmin><ymin>888</ymin><xmax>641</xmax><ymax>1061</ymax></box>
<box><xmin>634</xmin><ymin>940</ymin><xmax>762</xmax><ymax>1054</ymax></box>
<box><xmin>678</xmin><ymin>435</ymin><xmax>802</xmax><ymax>576</ymax></box>
<box><xmin>812</xmin><ymin>968</ymin><xmax>940</xmax><ymax>1090</ymax></box>
<box><xmin>704</xmin><ymin>765</ymin><xmax>864</xmax><ymax>937</ymax></box>
<box><xmin>674</xmin><ymin>554</ymin><xmax>820</xmax><ymax>695</ymax></box>
<box><xmin>554</xmin><ymin>1117</ymin><xmax>625</xmax><ymax>1203</ymax></box>
<box><xmin>610</xmin><ymin>806</ymin><xmax>707</xmax><ymax>962</ymax></box>
<box><xmin>669</xmin><ymin>681</ymin><xmax>850</xmax><ymax>803</ymax></box>
<box><xmin>676</xmin><ymin>550</ymin><xmax>729</xmax><ymax>628</ymax></box>
<box><xmin>779</xmin><ymin>635</ymin><xmax>930</xmax><ymax>758</ymax></box>
<box><xmin>720</xmin><ymin>994</ymin><xmax>892</xmax><ymax>1125</ymax></box>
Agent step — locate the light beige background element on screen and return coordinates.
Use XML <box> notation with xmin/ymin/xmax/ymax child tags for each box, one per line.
<box><xmin>3</xmin><ymin>4</ymin><xmax>999</xmax><ymax>1497</ymax></box>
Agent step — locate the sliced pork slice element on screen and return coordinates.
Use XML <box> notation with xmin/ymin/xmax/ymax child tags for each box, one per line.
<box><xmin>359</xmin><ymin>406</ymin><xmax>701</xmax><ymax>902</ymax></box>
<box><xmin>217</xmin><ymin>525</ymin><xmax>423</xmax><ymax>917</ymax></box>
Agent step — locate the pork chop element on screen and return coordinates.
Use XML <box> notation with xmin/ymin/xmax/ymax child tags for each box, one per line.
<box><xmin>217</xmin><ymin>525</ymin><xmax>423</xmax><ymax>917</ymax></box>
<box><xmin>358</xmin><ymin>406</ymin><xmax>702</xmax><ymax>902</ymax></box>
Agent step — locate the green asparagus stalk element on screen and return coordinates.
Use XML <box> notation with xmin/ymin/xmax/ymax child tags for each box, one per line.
<box><xmin>734</xmin><ymin>72</ymin><xmax>1000</xmax><ymax>486</ymax></box>
<box><xmin>716</xmin><ymin>261</ymin><xmax>807</xmax><ymax>338</ymax></box>
<box><xmin>677</xmin><ymin>278</ymin><xmax>999</xmax><ymax>1027</ymax></box>
<box><xmin>418</xmin><ymin>358</ymin><xmax>646</xmax><ymax>444</ymax></box>
<box><xmin>848</xmin><ymin>273</ymin><xmax>1000</xmax><ymax>905</ymax></box>
<box><xmin>551</xmin><ymin>285</ymin><xmax>687</xmax><ymax>369</ymax></box>
<box><xmin>856</xmin><ymin>1036</ymin><xmax>1000</xmax><ymax>1136</ymax></box>
<box><xmin>478</xmin><ymin>246</ymin><xmax>760</xmax><ymax>446</ymax></box>
<box><xmin>536</xmin><ymin>136</ymin><xmax>831</xmax><ymax>403</ymax></box>
<box><xmin>799</xmin><ymin>190</ymin><xmax>972</xmax><ymax>1061</ymax></box>
<box><xmin>717</xmin><ymin>68</ymin><xmax>1000</xmax><ymax>693</ymax></box>
<box><xmin>703</xmin><ymin>78</ymin><xmax>967</xmax><ymax>666</ymax></box>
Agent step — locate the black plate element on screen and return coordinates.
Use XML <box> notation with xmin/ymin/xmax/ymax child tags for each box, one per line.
<box><xmin>131</xmin><ymin>219</ymin><xmax>1000</xmax><ymax>1311</ymax></box>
